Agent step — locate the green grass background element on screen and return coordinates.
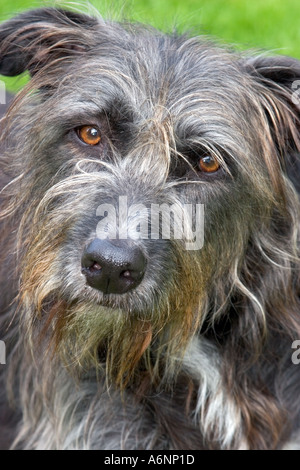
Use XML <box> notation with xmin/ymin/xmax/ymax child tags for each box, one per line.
<box><xmin>1</xmin><ymin>0</ymin><xmax>300</xmax><ymax>92</ymax></box>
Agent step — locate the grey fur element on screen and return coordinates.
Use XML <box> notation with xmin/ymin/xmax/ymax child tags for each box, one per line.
<box><xmin>0</xmin><ymin>7</ymin><xmax>300</xmax><ymax>450</ymax></box>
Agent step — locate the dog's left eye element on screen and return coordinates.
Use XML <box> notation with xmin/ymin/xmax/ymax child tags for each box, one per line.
<box><xmin>77</xmin><ymin>126</ymin><xmax>101</xmax><ymax>146</ymax></box>
<box><xmin>198</xmin><ymin>155</ymin><xmax>220</xmax><ymax>173</ymax></box>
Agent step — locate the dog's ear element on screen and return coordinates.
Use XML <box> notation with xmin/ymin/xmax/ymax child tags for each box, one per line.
<box><xmin>246</xmin><ymin>55</ymin><xmax>300</xmax><ymax>88</ymax></box>
<box><xmin>245</xmin><ymin>55</ymin><xmax>300</xmax><ymax>192</ymax></box>
<box><xmin>245</xmin><ymin>55</ymin><xmax>300</xmax><ymax>136</ymax></box>
<box><xmin>0</xmin><ymin>8</ymin><xmax>98</xmax><ymax>76</ymax></box>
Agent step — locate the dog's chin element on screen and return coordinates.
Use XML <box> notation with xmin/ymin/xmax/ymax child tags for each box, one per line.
<box><xmin>79</xmin><ymin>284</ymin><xmax>144</xmax><ymax>315</ymax></box>
<box><xmin>94</xmin><ymin>293</ymin><xmax>130</xmax><ymax>312</ymax></box>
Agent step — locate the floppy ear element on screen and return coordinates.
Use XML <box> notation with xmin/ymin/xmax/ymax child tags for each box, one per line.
<box><xmin>246</xmin><ymin>55</ymin><xmax>300</xmax><ymax>87</ymax></box>
<box><xmin>0</xmin><ymin>8</ymin><xmax>98</xmax><ymax>76</ymax></box>
<box><xmin>245</xmin><ymin>55</ymin><xmax>300</xmax><ymax>192</ymax></box>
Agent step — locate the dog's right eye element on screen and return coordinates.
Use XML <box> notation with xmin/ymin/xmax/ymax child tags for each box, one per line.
<box><xmin>198</xmin><ymin>155</ymin><xmax>220</xmax><ymax>173</ymax></box>
<box><xmin>77</xmin><ymin>126</ymin><xmax>101</xmax><ymax>146</ymax></box>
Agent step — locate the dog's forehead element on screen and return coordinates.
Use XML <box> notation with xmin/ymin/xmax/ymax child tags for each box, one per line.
<box><xmin>52</xmin><ymin>30</ymin><xmax>251</xmax><ymax>126</ymax></box>
<box><xmin>32</xmin><ymin>30</ymin><xmax>258</xmax><ymax>160</ymax></box>
<box><xmin>37</xmin><ymin>30</ymin><xmax>256</xmax><ymax>164</ymax></box>
<box><xmin>91</xmin><ymin>32</ymin><xmax>244</xmax><ymax>100</ymax></box>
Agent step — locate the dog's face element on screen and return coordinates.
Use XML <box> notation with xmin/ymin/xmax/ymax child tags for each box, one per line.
<box><xmin>1</xmin><ymin>8</ymin><xmax>299</xmax><ymax>386</ymax></box>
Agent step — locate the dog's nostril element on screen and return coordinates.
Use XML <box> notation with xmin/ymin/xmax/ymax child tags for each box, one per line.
<box><xmin>81</xmin><ymin>259</ymin><xmax>102</xmax><ymax>273</ymax></box>
<box><xmin>121</xmin><ymin>270</ymin><xmax>132</xmax><ymax>279</ymax></box>
<box><xmin>81</xmin><ymin>239</ymin><xmax>147</xmax><ymax>295</ymax></box>
<box><xmin>90</xmin><ymin>262</ymin><xmax>102</xmax><ymax>272</ymax></box>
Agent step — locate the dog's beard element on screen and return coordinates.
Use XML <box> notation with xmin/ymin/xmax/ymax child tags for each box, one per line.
<box><xmin>20</xmin><ymin>243</ymin><xmax>207</xmax><ymax>389</ymax></box>
<box><xmin>22</xmin><ymin>290</ymin><xmax>204</xmax><ymax>390</ymax></box>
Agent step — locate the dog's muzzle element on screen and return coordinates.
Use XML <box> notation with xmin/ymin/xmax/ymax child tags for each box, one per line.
<box><xmin>81</xmin><ymin>239</ymin><xmax>147</xmax><ymax>294</ymax></box>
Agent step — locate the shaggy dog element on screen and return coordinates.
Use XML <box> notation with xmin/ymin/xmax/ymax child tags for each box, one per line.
<box><xmin>0</xmin><ymin>7</ymin><xmax>300</xmax><ymax>449</ymax></box>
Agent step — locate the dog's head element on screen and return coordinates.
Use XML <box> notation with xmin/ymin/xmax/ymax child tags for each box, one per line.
<box><xmin>0</xmin><ymin>8</ymin><xmax>299</xmax><ymax>389</ymax></box>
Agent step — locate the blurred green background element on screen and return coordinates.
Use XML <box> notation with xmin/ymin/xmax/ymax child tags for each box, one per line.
<box><xmin>1</xmin><ymin>0</ymin><xmax>300</xmax><ymax>92</ymax></box>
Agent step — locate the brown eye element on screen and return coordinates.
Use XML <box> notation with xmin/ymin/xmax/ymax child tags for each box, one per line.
<box><xmin>77</xmin><ymin>126</ymin><xmax>101</xmax><ymax>145</ymax></box>
<box><xmin>198</xmin><ymin>155</ymin><xmax>220</xmax><ymax>173</ymax></box>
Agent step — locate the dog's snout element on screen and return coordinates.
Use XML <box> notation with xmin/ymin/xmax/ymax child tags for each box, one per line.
<box><xmin>81</xmin><ymin>239</ymin><xmax>147</xmax><ymax>294</ymax></box>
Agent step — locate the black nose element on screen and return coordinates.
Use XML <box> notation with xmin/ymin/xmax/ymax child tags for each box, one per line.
<box><xmin>81</xmin><ymin>239</ymin><xmax>147</xmax><ymax>294</ymax></box>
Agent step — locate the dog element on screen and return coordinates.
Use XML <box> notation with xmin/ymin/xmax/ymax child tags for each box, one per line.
<box><xmin>0</xmin><ymin>7</ymin><xmax>300</xmax><ymax>450</ymax></box>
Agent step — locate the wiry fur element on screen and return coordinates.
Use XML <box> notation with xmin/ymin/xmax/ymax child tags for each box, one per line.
<box><xmin>0</xmin><ymin>7</ymin><xmax>300</xmax><ymax>450</ymax></box>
